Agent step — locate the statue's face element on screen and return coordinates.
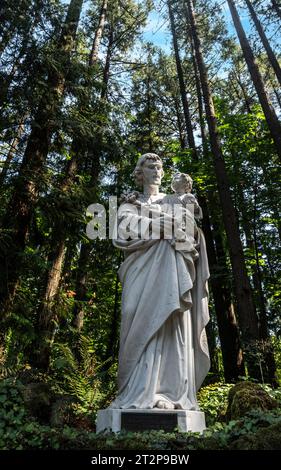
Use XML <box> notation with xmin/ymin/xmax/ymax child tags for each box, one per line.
<box><xmin>172</xmin><ymin>173</ymin><xmax>192</xmax><ymax>193</ymax></box>
<box><xmin>142</xmin><ymin>159</ymin><xmax>163</xmax><ymax>186</ymax></box>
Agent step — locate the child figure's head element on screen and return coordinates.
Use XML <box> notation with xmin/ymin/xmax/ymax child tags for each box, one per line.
<box><xmin>171</xmin><ymin>172</ymin><xmax>193</xmax><ymax>194</ymax></box>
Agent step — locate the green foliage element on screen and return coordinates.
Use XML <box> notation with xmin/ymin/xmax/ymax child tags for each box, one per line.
<box><xmin>50</xmin><ymin>334</ymin><xmax>110</xmax><ymax>417</ymax></box>
<box><xmin>0</xmin><ymin>375</ymin><xmax>280</xmax><ymax>450</ymax></box>
<box><xmin>197</xmin><ymin>382</ymin><xmax>233</xmax><ymax>425</ymax></box>
<box><xmin>0</xmin><ymin>378</ymin><xmax>29</xmax><ymax>449</ymax></box>
<box><xmin>202</xmin><ymin>409</ymin><xmax>281</xmax><ymax>450</ymax></box>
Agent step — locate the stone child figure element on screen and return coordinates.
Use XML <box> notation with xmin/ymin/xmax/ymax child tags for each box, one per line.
<box><xmin>109</xmin><ymin>153</ymin><xmax>210</xmax><ymax>411</ymax></box>
<box><xmin>171</xmin><ymin>172</ymin><xmax>202</xmax><ymax>221</ymax></box>
<box><xmin>160</xmin><ymin>173</ymin><xmax>201</xmax><ymax>256</ymax></box>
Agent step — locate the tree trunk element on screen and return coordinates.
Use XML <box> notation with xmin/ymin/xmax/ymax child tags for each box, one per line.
<box><xmin>190</xmin><ymin>35</ymin><xmax>207</xmax><ymax>151</ymax></box>
<box><xmin>0</xmin><ymin>0</ymin><xmax>84</xmax><ymax>316</ymax></box>
<box><xmin>106</xmin><ymin>268</ymin><xmax>121</xmax><ymax>361</ymax></box>
<box><xmin>195</xmin><ymin>59</ymin><xmax>244</xmax><ymax>380</ymax></box>
<box><xmin>30</xmin><ymin>143</ymin><xmax>85</xmax><ymax>369</ymax></box>
<box><xmin>146</xmin><ymin>74</ymin><xmax>154</xmax><ymax>152</ymax></box>
<box><xmin>238</xmin><ymin>183</ymin><xmax>278</xmax><ymax>385</ymax></box>
<box><xmin>205</xmin><ymin>317</ymin><xmax>219</xmax><ymax>377</ymax></box>
<box><xmin>168</xmin><ymin>0</ymin><xmax>196</xmax><ymax>151</ymax></box>
<box><xmin>32</xmin><ymin>237</ymin><xmax>66</xmax><ymax>370</ymax></box>
<box><xmin>33</xmin><ymin>24</ymin><xmax>114</xmax><ymax>369</ymax></box>
<box><xmin>185</xmin><ymin>0</ymin><xmax>261</xmax><ymax>379</ymax></box>
<box><xmin>169</xmin><ymin>0</ymin><xmax>244</xmax><ymax>381</ymax></box>
<box><xmin>227</xmin><ymin>0</ymin><xmax>281</xmax><ymax>161</ymax></box>
<box><xmin>31</xmin><ymin>6</ymin><xmax>112</xmax><ymax>370</ymax></box>
<box><xmin>273</xmin><ymin>87</ymin><xmax>281</xmax><ymax>110</ymax></box>
<box><xmin>202</xmin><ymin>198</ymin><xmax>245</xmax><ymax>381</ymax></box>
<box><xmin>245</xmin><ymin>0</ymin><xmax>281</xmax><ymax>86</ymax></box>
<box><xmin>72</xmin><ymin>28</ymin><xmax>114</xmax><ymax>331</ymax></box>
<box><xmin>101</xmin><ymin>27</ymin><xmax>114</xmax><ymax>99</ymax></box>
<box><xmin>174</xmin><ymin>96</ymin><xmax>186</xmax><ymax>149</ymax></box>
<box><xmin>89</xmin><ymin>0</ymin><xmax>108</xmax><ymax>66</ymax></box>
<box><xmin>72</xmin><ymin>244</ymin><xmax>90</xmax><ymax>332</ymax></box>
<box><xmin>252</xmin><ymin>173</ymin><xmax>278</xmax><ymax>385</ymax></box>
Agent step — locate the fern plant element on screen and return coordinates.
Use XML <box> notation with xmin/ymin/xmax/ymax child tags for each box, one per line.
<box><xmin>50</xmin><ymin>333</ymin><xmax>112</xmax><ymax>416</ymax></box>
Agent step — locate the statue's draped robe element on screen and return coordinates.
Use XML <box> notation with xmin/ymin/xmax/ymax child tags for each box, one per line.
<box><xmin>110</xmin><ymin>196</ymin><xmax>210</xmax><ymax>410</ymax></box>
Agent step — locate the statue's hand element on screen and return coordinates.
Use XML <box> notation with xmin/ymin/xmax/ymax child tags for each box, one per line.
<box><xmin>120</xmin><ymin>190</ymin><xmax>140</xmax><ymax>205</ymax></box>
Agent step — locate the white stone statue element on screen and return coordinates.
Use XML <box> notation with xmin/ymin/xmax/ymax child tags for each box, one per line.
<box><xmin>109</xmin><ymin>153</ymin><xmax>210</xmax><ymax>411</ymax></box>
<box><xmin>170</xmin><ymin>172</ymin><xmax>203</xmax><ymax>221</ymax></box>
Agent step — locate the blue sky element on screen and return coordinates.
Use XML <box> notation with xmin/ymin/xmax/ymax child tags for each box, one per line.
<box><xmin>140</xmin><ymin>0</ymin><xmax>280</xmax><ymax>53</ymax></box>
<box><xmin>142</xmin><ymin>9</ymin><xmax>171</xmax><ymax>51</ymax></box>
<box><xmin>141</xmin><ymin>1</ymin><xmax>251</xmax><ymax>51</ymax></box>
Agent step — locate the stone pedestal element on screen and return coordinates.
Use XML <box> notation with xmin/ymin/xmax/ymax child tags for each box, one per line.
<box><xmin>96</xmin><ymin>409</ymin><xmax>206</xmax><ymax>434</ymax></box>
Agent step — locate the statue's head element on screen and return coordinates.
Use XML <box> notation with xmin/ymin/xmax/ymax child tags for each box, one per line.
<box><xmin>133</xmin><ymin>153</ymin><xmax>164</xmax><ymax>188</ymax></box>
<box><xmin>171</xmin><ymin>172</ymin><xmax>193</xmax><ymax>194</ymax></box>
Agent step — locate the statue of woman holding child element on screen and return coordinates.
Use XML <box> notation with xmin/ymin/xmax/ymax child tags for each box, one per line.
<box><xmin>109</xmin><ymin>153</ymin><xmax>210</xmax><ymax>411</ymax></box>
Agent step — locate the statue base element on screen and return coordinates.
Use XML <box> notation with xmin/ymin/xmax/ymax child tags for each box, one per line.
<box><xmin>96</xmin><ymin>409</ymin><xmax>206</xmax><ymax>434</ymax></box>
